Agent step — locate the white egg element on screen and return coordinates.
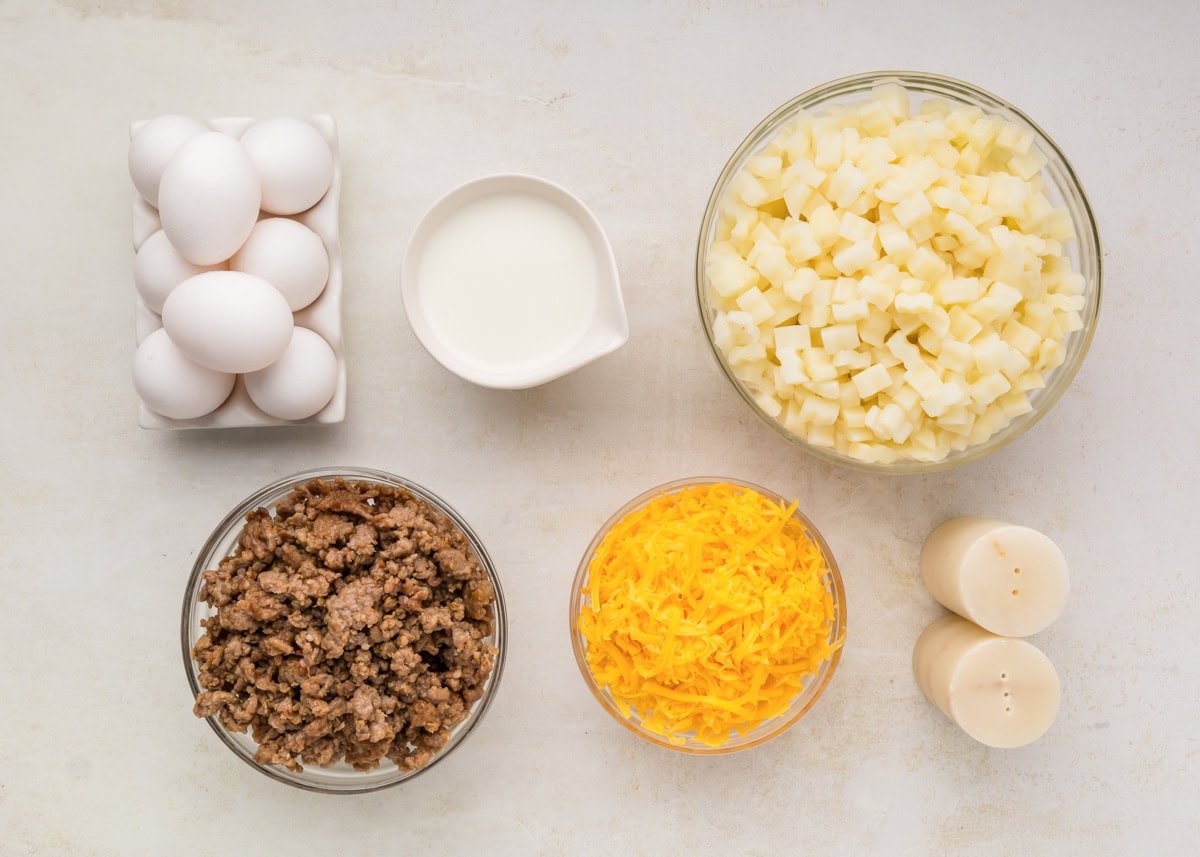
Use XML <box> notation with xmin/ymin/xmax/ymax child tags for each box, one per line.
<box><xmin>162</xmin><ymin>271</ymin><xmax>294</xmax><ymax>374</ymax></box>
<box><xmin>133</xmin><ymin>328</ymin><xmax>235</xmax><ymax>419</ymax></box>
<box><xmin>239</xmin><ymin>117</ymin><xmax>334</xmax><ymax>215</ymax></box>
<box><xmin>231</xmin><ymin>218</ymin><xmax>329</xmax><ymax>311</ymax></box>
<box><xmin>245</xmin><ymin>327</ymin><xmax>339</xmax><ymax>420</ymax></box>
<box><xmin>128</xmin><ymin>115</ymin><xmax>206</xmax><ymax>207</ymax></box>
<box><xmin>133</xmin><ymin>229</ymin><xmax>225</xmax><ymax>313</ymax></box>
<box><xmin>158</xmin><ymin>132</ymin><xmax>262</xmax><ymax>265</ymax></box>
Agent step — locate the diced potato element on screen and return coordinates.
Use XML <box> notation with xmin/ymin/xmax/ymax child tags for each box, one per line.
<box><xmin>807</xmin><ymin>203</ymin><xmax>841</xmax><ymax>247</ymax></box>
<box><xmin>1060</xmin><ymin>310</ymin><xmax>1084</xmax><ymax>333</ymax></box>
<box><xmin>986</xmin><ymin>174</ymin><xmax>1030</xmax><ymax>217</ymax></box>
<box><xmin>877</xmin><ymin>221</ymin><xmax>916</xmax><ymax>264</ymax></box>
<box><xmin>1014</xmin><ymin>371</ymin><xmax>1046</xmax><ymax>393</ymax></box>
<box><xmin>747</xmin><ymin>153</ymin><xmax>783</xmax><ymax>180</ymax></box>
<box><xmin>837</xmin><ymin>211</ymin><xmax>877</xmax><ymax>244</ymax></box>
<box><xmin>929</xmin><ymin>140</ymin><xmax>959</xmax><ymax>169</ymax></box>
<box><xmin>725</xmin><ymin>310</ymin><xmax>759</xmax><ymax>343</ymax></box>
<box><xmin>851</xmin><ymin>363</ymin><xmax>892</xmax><ymax>398</ymax></box>
<box><xmin>805</xmin><ymin>378</ymin><xmax>841</xmax><ymax>400</ymax></box>
<box><xmin>764</xmin><ymin>286</ymin><xmax>802</xmax><ymax>326</ymax></box>
<box><xmin>1009</xmin><ymin>148</ymin><xmax>1047</xmax><ymax>181</ymax></box>
<box><xmin>936</xmin><ymin>276</ymin><xmax>983</xmax><ymax>305</ymax></box>
<box><xmin>803</xmin><ymin>348</ymin><xmax>838</xmax><ymax>382</ymax></box>
<box><xmin>827</xmin><ymin>163</ymin><xmax>868</xmax><ymax>208</ymax></box>
<box><xmin>921</xmin><ymin>380</ymin><xmax>967</xmax><ymax>417</ymax></box>
<box><xmin>832</xmin><ymin>348</ymin><xmax>871</xmax><ymax>371</ymax></box>
<box><xmin>937</xmin><ymin>339</ymin><xmax>973</xmax><ymax>373</ymax></box>
<box><xmin>708</xmin><ymin>252</ymin><xmax>759</xmax><ymax>298</ymax></box>
<box><xmin>1001</xmin><ymin>319</ymin><xmax>1042</xmax><ymax>356</ymax></box>
<box><xmin>780</xmin><ymin>220</ymin><xmax>822</xmax><ymax>262</ymax></box>
<box><xmin>873</xmin><ymin>83</ymin><xmax>910</xmax><ymax>119</ymax></box>
<box><xmin>904</xmin><ymin>364</ymin><xmax>943</xmax><ymax>398</ymax></box>
<box><xmin>774</xmin><ymin>324</ymin><xmax>812</xmax><ymax>352</ymax></box>
<box><xmin>729</xmin><ymin>343</ymin><xmax>767</xmax><ymax>365</ymax></box>
<box><xmin>970</xmin><ymin>372</ymin><xmax>1011</xmax><ymax>406</ymax></box>
<box><xmin>799</xmin><ymin>395</ymin><xmax>840</xmax><ymax>426</ymax></box>
<box><xmin>893</xmin><ymin>191</ymin><xmax>933</xmax><ymax>227</ymax></box>
<box><xmin>832</xmin><ymin>299</ymin><xmax>870</xmax><ymax>323</ymax></box>
<box><xmin>859</xmin><ymin>275</ymin><xmax>895</xmax><ymax>310</ymax></box>
<box><xmin>928</xmin><ymin>186</ymin><xmax>971</xmax><ymax>213</ymax></box>
<box><xmin>879</xmin><ymin>403</ymin><xmax>914</xmax><ymax>443</ymax></box>
<box><xmin>813</xmin><ymin>132</ymin><xmax>843</xmax><ymax>170</ymax></box>
<box><xmin>832</xmin><ymin>241</ymin><xmax>878</xmax><ymax>275</ymax></box>
<box><xmin>783</xmin><ymin>182</ymin><xmax>815</xmax><ymax>219</ymax></box>
<box><xmin>846</xmin><ymin>441</ymin><xmax>881</xmax><ymax>462</ymax></box>
<box><xmin>998</xmin><ymin>390</ymin><xmax>1033</xmax><ymax>418</ymax></box>
<box><xmin>857</xmin><ymin>99</ymin><xmax>895</xmax><ymax>135</ymax></box>
<box><xmin>706</xmin><ymin>84</ymin><xmax>1086</xmax><ymax>463</ymax></box>
<box><xmin>832</xmin><ymin>277</ymin><xmax>860</xmax><ymax>303</ymax></box>
<box><xmin>807</xmin><ymin>424</ymin><xmax>836</xmax><ymax>448</ymax></box>
<box><xmin>894</xmin><ymin>310</ymin><xmax>924</xmax><ymax>337</ymax></box>
<box><xmin>969</xmin><ymin>405</ymin><xmax>1005</xmax><ymax>445</ymax></box>
<box><xmin>996</xmin><ymin>121</ymin><xmax>1033</xmax><ymax>154</ymax></box>
<box><xmin>858</xmin><ymin>307</ymin><xmax>893</xmax><ymax>347</ymax></box>
<box><xmin>782</xmin><ymin>267</ymin><xmax>820</xmax><ymax>303</ymax></box>
<box><xmin>809</xmin><ymin>279</ymin><xmax>833</xmax><ymax>327</ymax></box>
<box><xmin>894</xmin><ymin>292</ymin><xmax>934</xmax><ymax>314</ymax></box>
<box><xmin>965</xmin><ymin>115</ymin><xmax>1001</xmax><ymax>150</ymax></box>
<box><xmin>821</xmin><ymin>322</ymin><xmax>861</xmax><ymax>352</ymax></box>
<box><xmin>841</xmin><ymin>405</ymin><xmax>869</xmax><ymax>428</ymax></box>
<box><xmin>999</xmin><ymin>346</ymin><xmax>1031</xmax><ymax>382</ymax></box>
<box><xmin>942</xmin><ymin>211</ymin><xmax>982</xmax><ymax>244</ymax></box>
<box><xmin>1036</xmin><ymin>339</ymin><xmax>1066</xmax><ymax>372</ymax></box>
<box><xmin>905</xmin><ymin>246</ymin><xmax>946</xmax><ymax>282</ymax></box>
<box><xmin>885</xmin><ymin>330</ymin><xmax>920</xmax><ymax>363</ymax></box>
<box><xmin>918</xmin><ymin>321</ymin><xmax>947</xmax><ymax>351</ymax></box>
<box><xmin>733</xmin><ymin>172</ymin><xmax>773</xmax><ymax>207</ymax></box>
<box><xmin>892</xmin><ymin>384</ymin><xmax>921</xmax><ymax>412</ymax></box>
<box><xmin>735</xmin><ymin>288</ymin><xmax>774</xmax><ymax>324</ymax></box>
<box><xmin>782</xmin><ymin>128</ymin><xmax>812</xmax><ymax>163</ymax></box>
<box><xmin>754</xmin><ymin>392</ymin><xmax>784</xmax><ymax>418</ymax></box>
<box><xmin>778</xmin><ymin>348</ymin><xmax>807</xmax><ymax>385</ymax></box>
<box><xmin>784</xmin><ymin>157</ymin><xmax>826</xmax><ymax>188</ymax></box>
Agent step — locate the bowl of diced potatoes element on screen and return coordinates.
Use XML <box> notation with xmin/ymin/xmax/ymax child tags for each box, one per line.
<box><xmin>696</xmin><ymin>71</ymin><xmax>1101</xmax><ymax>473</ymax></box>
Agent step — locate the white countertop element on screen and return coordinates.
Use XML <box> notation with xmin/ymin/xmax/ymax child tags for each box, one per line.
<box><xmin>2</xmin><ymin>2</ymin><xmax>1197</xmax><ymax>854</ymax></box>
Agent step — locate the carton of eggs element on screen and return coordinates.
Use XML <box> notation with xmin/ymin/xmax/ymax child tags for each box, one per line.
<box><xmin>129</xmin><ymin>114</ymin><xmax>345</xmax><ymax>428</ymax></box>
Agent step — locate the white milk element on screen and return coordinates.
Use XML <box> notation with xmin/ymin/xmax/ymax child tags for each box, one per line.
<box><xmin>417</xmin><ymin>192</ymin><xmax>599</xmax><ymax>372</ymax></box>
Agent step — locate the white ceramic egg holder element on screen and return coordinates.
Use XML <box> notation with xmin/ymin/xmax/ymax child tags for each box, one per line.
<box><xmin>131</xmin><ymin>115</ymin><xmax>345</xmax><ymax>429</ymax></box>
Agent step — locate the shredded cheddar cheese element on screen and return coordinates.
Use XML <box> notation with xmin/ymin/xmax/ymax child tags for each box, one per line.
<box><xmin>579</xmin><ymin>482</ymin><xmax>839</xmax><ymax>746</ymax></box>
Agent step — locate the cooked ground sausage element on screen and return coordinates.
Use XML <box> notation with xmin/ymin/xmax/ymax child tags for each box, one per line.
<box><xmin>192</xmin><ymin>478</ymin><xmax>498</xmax><ymax>772</ymax></box>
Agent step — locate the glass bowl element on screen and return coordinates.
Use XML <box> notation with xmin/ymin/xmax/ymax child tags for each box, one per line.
<box><xmin>569</xmin><ymin>477</ymin><xmax>846</xmax><ymax>753</ymax></box>
<box><xmin>181</xmin><ymin>466</ymin><xmax>508</xmax><ymax>794</ymax></box>
<box><xmin>696</xmin><ymin>70</ymin><xmax>1103</xmax><ymax>474</ymax></box>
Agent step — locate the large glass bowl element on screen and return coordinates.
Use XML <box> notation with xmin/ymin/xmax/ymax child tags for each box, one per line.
<box><xmin>696</xmin><ymin>71</ymin><xmax>1102</xmax><ymax>474</ymax></box>
<box><xmin>181</xmin><ymin>466</ymin><xmax>508</xmax><ymax>794</ymax></box>
<box><xmin>569</xmin><ymin>477</ymin><xmax>846</xmax><ymax>754</ymax></box>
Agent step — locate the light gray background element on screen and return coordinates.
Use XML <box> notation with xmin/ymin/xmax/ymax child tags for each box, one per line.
<box><xmin>1</xmin><ymin>1</ymin><xmax>1197</xmax><ymax>855</ymax></box>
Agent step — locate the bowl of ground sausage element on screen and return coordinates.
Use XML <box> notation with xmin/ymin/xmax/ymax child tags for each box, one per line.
<box><xmin>182</xmin><ymin>467</ymin><xmax>507</xmax><ymax>793</ymax></box>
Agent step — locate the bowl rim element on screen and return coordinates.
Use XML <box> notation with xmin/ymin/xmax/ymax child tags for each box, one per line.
<box><xmin>400</xmin><ymin>171</ymin><xmax>628</xmax><ymax>390</ymax></box>
<box><xmin>694</xmin><ymin>69</ymin><xmax>1103</xmax><ymax>474</ymax></box>
<box><xmin>568</xmin><ymin>476</ymin><xmax>846</xmax><ymax>754</ymax></box>
<box><xmin>180</xmin><ymin>465</ymin><xmax>508</xmax><ymax>794</ymax></box>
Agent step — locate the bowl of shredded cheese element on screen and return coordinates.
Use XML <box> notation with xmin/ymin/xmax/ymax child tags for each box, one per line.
<box><xmin>696</xmin><ymin>71</ymin><xmax>1101</xmax><ymax>472</ymax></box>
<box><xmin>570</xmin><ymin>478</ymin><xmax>846</xmax><ymax>753</ymax></box>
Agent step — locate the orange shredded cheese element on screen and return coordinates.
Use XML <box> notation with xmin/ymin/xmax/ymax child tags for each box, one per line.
<box><xmin>579</xmin><ymin>482</ymin><xmax>838</xmax><ymax>746</ymax></box>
